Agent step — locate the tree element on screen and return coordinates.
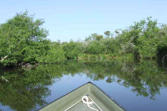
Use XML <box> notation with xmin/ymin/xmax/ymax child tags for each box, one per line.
<box><xmin>0</xmin><ymin>12</ymin><xmax>48</xmax><ymax>66</ymax></box>
<box><xmin>63</xmin><ymin>41</ymin><xmax>83</xmax><ymax>59</ymax></box>
<box><xmin>104</xmin><ymin>31</ymin><xmax>111</xmax><ymax>38</ymax></box>
<box><xmin>37</xmin><ymin>42</ymin><xmax>66</xmax><ymax>63</ymax></box>
<box><xmin>85</xmin><ymin>33</ymin><xmax>103</xmax><ymax>41</ymax></box>
<box><xmin>85</xmin><ymin>41</ymin><xmax>105</xmax><ymax>54</ymax></box>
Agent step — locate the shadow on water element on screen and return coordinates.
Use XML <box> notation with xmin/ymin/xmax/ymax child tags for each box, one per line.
<box><xmin>0</xmin><ymin>60</ymin><xmax>167</xmax><ymax>111</ymax></box>
<box><xmin>157</xmin><ymin>46</ymin><xmax>167</xmax><ymax>68</ymax></box>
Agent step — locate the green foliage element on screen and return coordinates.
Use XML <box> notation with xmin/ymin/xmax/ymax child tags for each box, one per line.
<box><xmin>104</xmin><ymin>31</ymin><xmax>111</xmax><ymax>37</ymax></box>
<box><xmin>85</xmin><ymin>33</ymin><xmax>103</xmax><ymax>41</ymax></box>
<box><xmin>0</xmin><ymin>12</ymin><xmax>48</xmax><ymax>66</ymax></box>
<box><xmin>116</xmin><ymin>17</ymin><xmax>167</xmax><ymax>60</ymax></box>
<box><xmin>1</xmin><ymin>12</ymin><xmax>167</xmax><ymax>67</ymax></box>
<box><xmin>85</xmin><ymin>41</ymin><xmax>105</xmax><ymax>54</ymax></box>
<box><xmin>101</xmin><ymin>38</ymin><xmax>120</xmax><ymax>54</ymax></box>
<box><xmin>83</xmin><ymin>17</ymin><xmax>167</xmax><ymax>62</ymax></box>
<box><xmin>37</xmin><ymin>43</ymin><xmax>66</xmax><ymax>63</ymax></box>
<box><xmin>63</xmin><ymin>41</ymin><xmax>83</xmax><ymax>59</ymax></box>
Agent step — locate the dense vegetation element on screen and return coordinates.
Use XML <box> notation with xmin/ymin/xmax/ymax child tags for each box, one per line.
<box><xmin>1</xmin><ymin>12</ymin><xmax>167</xmax><ymax>67</ymax></box>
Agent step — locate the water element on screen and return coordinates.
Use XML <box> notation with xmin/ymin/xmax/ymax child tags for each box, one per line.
<box><xmin>0</xmin><ymin>61</ymin><xmax>167</xmax><ymax>111</ymax></box>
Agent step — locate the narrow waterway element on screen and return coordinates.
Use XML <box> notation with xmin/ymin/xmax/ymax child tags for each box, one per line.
<box><xmin>0</xmin><ymin>61</ymin><xmax>167</xmax><ymax>111</ymax></box>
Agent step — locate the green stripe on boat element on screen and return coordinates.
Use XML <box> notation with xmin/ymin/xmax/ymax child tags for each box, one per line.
<box><xmin>39</xmin><ymin>82</ymin><xmax>125</xmax><ymax>111</ymax></box>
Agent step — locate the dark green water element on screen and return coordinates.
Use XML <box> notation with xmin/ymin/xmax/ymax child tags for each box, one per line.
<box><xmin>0</xmin><ymin>61</ymin><xmax>167</xmax><ymax>111</ymax></box>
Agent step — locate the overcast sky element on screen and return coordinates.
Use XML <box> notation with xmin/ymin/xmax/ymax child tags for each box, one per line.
<box><xmin>0</xmin><ymin>0</ymin><xmax>167</xmax><ymax>41</ymax></box>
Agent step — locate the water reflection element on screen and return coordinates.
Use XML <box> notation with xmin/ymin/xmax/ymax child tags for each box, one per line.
<box><xmin>0</xmin><ymin>61</ymin><xmax>167</xmax><ymax>111</ymax></box>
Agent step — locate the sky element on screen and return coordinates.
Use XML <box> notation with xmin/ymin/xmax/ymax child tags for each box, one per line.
<box><xmin>0</xmin><ymin>0</ymin><xmax>167</xmax><ymax>42</ymax></box>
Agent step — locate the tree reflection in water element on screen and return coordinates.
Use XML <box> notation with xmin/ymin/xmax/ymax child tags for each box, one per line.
<box><xmin>0</xmin><ymin>60</ymin><xmax>167</xmax><ymax>111</ymax></box>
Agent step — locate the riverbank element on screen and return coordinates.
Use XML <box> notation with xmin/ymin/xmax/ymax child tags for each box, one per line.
<box><xmin>1</xmin><ymin>12</ymin><xmax>167</xmax><ymax>68</ymax></box>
